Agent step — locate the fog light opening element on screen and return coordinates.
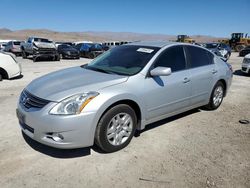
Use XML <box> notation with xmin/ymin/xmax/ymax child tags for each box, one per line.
<box><xmin>51</xmin><ymin>133</ymin><xmax>64</xmax><ymax>142</ymax></box>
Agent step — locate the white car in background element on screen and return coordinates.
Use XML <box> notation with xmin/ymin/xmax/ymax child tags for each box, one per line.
<box><xmin>241</xmin><ymin>54</ymin><xmax>250</xmax><ymax>75</ymax></box>
<box><xmin>0</xmin><ymin>52</ymin><xmax>22</xmax><ymax>81</ymax></box>
<box><xmin>0</xmin><ymin>43</ymin><xmax>7</xmax><ymax>51</ymax></box>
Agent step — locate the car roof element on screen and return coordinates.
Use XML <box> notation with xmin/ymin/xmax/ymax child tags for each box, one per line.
<box><xmin>126</xmin><ymin>41</ymin><xmax>178</xmax><ymax>48</ymax></box>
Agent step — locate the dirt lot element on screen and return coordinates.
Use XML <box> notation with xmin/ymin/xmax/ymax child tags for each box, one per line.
<box><xmin>0</xmin><ymin>53</ymin><xmax>249</xmax><ymax>188</ymax></box>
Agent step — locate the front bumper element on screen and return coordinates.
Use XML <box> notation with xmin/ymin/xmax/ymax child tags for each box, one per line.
<box><xmin>11</xmin><ymin>48</ymin><xmax>22</xmax><ymax>53</ymax></box>
<box><xmin>62</xmin><ymin>53</ymin><xmax>80</xmax><ymax>59</ymax></box>
<box><xmin>33</xmin><ymin>49</ymin><xmax>58</xmax><ymax>58</ymax></box>
<box><xmin>241</xmin><ymin>63</ymin><xmax>250</xmax><ymax>74</ymax></box>
<box><xmin>17</xmin><ymin>102</ymin><xmax>97</xmax><ymax>149</ymax></box>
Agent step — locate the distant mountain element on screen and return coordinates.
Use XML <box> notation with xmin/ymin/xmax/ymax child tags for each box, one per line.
<box><xmin>0</xmin><ymin>28</ymin><xmax>12</xmax><ymax>34</ymax></box>
<box><xmin>0</xmin><ymin>28</ymin><xmax>224</xmax><ymax>43</ymax></box>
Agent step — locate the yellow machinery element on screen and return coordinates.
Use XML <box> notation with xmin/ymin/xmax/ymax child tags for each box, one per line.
<box><xmin>176</xmin><ymin>35</ymin><xmax>195</xmax><ymax>43</ymax></box>
<box><xmin>219</xmin><ymin>33</ymin><xmax>250</xmax><ymax>52</ymax></box>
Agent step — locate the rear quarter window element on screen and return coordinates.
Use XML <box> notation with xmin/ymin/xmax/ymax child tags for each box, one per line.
<box><xmin>185</xmin><ymin>46</ymin><xmax>213</xmax><ymax>68</ymax></box>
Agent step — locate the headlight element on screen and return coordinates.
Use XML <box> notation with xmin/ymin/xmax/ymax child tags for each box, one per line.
<box><xmin>49</xmin><ymin>92</ymin><xmax>99</xmax><ymax>115</ymax></box>
<box><xmin>243</xmin><ymin>58</ymin><xmax>250</xmax><ymax>64</ymax></box>
<box><xmin>219</xmin><ymin>49</ymin><xmax>227</xmax><ymax>56</ymax></box>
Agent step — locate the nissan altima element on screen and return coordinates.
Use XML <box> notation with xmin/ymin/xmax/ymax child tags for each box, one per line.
<box><xmin>16</xmin><ymin>42</ymin><xmax>233</xmax><ymax>152</ymax></box>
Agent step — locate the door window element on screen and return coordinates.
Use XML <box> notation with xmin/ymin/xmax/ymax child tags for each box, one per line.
<box><xmin>153</xmin><ymin>46</ymin><xmax>186</xmax><ymax>72</ymax></box>
<box><xmin>185</xmin><ymin>46</ymin><xmax>213</xmax><ymax>68</ymax></box>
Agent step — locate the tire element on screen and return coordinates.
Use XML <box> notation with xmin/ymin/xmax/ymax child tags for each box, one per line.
<box><xmin>22</xmin><ymin>50</ymin><xmax>27</xmax><ymax>59</ymax></box>
<box><xmin>56</xmin><ymin>55</ymin><xmax>60</xmax><ymax>61</ymax></box>
<box><xmin>225</xmin><ymin>53</ymin><xmax>230</xmax><ymax>60</ymax></box>
<box><xmin>235</xmin><ymin>45</ymin><xmax>245</xmax><ymax>52</ymax></box>
<box><xmin>89</xmin><ymin>53</ymin><xmax>95</xmax><ymax>59</ymax></box>
<box><xmin>95</xmin><ymin>104</ymin><xmax>137</xmax><ymax>153</ymax></box>
<box><xmin>0</xmin><ymin>74</ymin><xmax>2</xmax><ymax>81</ymax></box>
<box><xmin>204</xmin><ymin>81</ymin><xmax>225</xmax><ymax>110</ymax></box>
<box><xmin>33</xmin><ymin>56</ymin><xmax>37</xmax><ymax>62</ymax></box>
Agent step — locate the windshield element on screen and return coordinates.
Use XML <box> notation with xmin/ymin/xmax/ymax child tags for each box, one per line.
<box><xmin>83</xmin><ymin>45</ymin><xmax>159</xmax><ymax>76</ymax></box>
<box><xmin>59</xmin><ymin>44</ymin><xmax>72</xmax><ymax>49</ymax></box>
<box><xmin>205</xmin><ymin>43</ymin><xmax>218</xmax><ymax>49</ymax></box>
<box><xmin>13</xmin><ymin>41</ymin><xmax>21</xmax><ymax>45</ymax></box>
<box><xmin>34</xmin><ymin>38</ymin><xmax>52</xmax><ymax>43</ymax></box>
<box><xmin>90</xmin><ymin>43</ymin><xmax>103</xmax><ymax>50</ymax></box>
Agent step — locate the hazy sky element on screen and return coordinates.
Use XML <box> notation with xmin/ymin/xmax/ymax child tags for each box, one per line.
<box><xmin>0</xmin><ymin>0</ymin><xmax>249</xmax><ymax>37</ymax></box>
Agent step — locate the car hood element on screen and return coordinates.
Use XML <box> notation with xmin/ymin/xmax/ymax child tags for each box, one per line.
<box><xmin>26</xmin><ymin>66</ymin><xmax>128</xmax><ymax>102</ymax></box>
<box><xmin>34</xmin><ymin>42</ymin><xmax>56</xmax><ymax>49</ymax></box>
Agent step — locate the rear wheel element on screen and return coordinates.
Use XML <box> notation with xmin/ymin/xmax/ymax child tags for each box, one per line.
<box><xmin>0</xmin><ymin>74</ymin><xmax>2</xmax><ymax>81</ymax></box>
<box><xmin>205</xmin><ymin>81</ymin><xmax>225</xmax><ymax>110</ymax></box>
<box><xmin>22</xmin><ymin>50</ymin><xmax>27</xmax><ymax>59</ymax></box>
<box><xmin>89</xmin><ymin>53</ymin><xmax>95</xmax><ymax>59</ymax></box>
<box><xmin>235</xmin><ymin>45</ymin><xmax>245</xmax><ymax>52</ymax></box>
<box><xmin>95</xmin><ymin>104</ymin><xmax>137</xmax><ymax>153</ymax></box>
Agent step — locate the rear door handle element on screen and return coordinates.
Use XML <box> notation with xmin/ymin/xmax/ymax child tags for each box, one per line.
<box><xmin>183</xmin><ymin>77</ymin><xmax>190</xmax><ymax>83</ymax></box>
<box><xmin>212</xmin><ymin>69</ymin><xmax>218</xmax><ymax>74</ymax></box>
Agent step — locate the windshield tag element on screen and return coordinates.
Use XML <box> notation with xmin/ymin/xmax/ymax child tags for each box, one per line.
<box><xmin>137</xmin><ymin>48</ymin><xmax>154</xmax><ymax>53</ymax></box>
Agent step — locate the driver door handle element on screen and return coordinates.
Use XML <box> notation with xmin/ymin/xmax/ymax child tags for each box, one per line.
<box><xmin>183</xmin><ymin>77</ymin><xmax>190</xmax><ymax>83</ymax></box>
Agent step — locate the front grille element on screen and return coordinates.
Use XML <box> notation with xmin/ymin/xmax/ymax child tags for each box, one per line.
<box><xmin>70</xmin><ymin>52</ymin><xmax>78</xmax><ymax>55</ymax></box>
<box><xmin>37</xmin><ymin>48</ymin><xmax>56</xmax><ymax>54</ymax></box>
<box><xmin>20</xmin><ymin>90</ymin><xmax>50</xmax><ymax>109</ymax></box>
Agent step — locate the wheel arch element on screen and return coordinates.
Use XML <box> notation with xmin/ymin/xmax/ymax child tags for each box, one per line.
<box><xmin>0</xmin><ymin>67</ymin><xmax>9</xmax><ymax>79</ymax></box>
<box><xmin>98</xmin><ymin>99</ymin><xmax>142</xmax><ymax>130</ymax></box>
<box><xmin>217</xmin><ymin>79</ymin><xmax>227</xmax><ymax>96</ymax></box>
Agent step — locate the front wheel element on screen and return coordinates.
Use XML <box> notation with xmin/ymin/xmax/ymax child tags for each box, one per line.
<box><xmin>22</xmin><ymin>50</ymin><xmax>27</xmax><ymax>59</ymax></box>
<box><xmin>205</xmin><ymin>81</ymin><xmax>225</xmax><ymax>110</ymax></box>
<box><xmin>55</xmin><ymin>54</ymin><xmax>60</xmax><ymax>61</ymax></box>
<box><xmin>95</xmin><ymin>104</ymin><xmax>137</xmax><ymax>153</ymax></box>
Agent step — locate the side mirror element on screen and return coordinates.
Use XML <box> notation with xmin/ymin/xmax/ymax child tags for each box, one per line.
<box><xmin>150</xmin><ymin>67</ymin><xmax>172</xmax><ymax>77</ymax></box>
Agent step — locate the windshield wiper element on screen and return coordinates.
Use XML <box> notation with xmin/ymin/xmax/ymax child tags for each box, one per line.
<box><xmin>84</xmin><ymin>66</ymin><xmax>117</xmax><ymax>75</ymax></box>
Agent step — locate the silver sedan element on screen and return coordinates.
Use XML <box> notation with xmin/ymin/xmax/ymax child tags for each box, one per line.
<box><xmin>16</xmin><ymin>42</ymin><xmax>233</xmax><ymax>152</ymax></box>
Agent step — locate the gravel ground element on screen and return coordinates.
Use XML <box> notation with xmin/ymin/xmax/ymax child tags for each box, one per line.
<box><xmin>0</xmin><ymin>53</ymin><xmax>249</xmax><ymax>188</ymax></box>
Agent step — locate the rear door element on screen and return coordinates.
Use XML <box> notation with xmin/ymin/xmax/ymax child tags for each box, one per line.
<box><xmin>144</xmin><ymin>45</ymin><xmax>192</xmax><ymax>120</ymax></box>
<box><xmin>184</xmin><ymin>46</ymin><xmax>216</xmax><ymax>105</ymax></box>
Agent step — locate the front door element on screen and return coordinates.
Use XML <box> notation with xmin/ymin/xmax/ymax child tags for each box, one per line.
<box><xmin>143</xmin><ymin>45</ymin><xmax>192</xmax><ymax>121</ymax></box>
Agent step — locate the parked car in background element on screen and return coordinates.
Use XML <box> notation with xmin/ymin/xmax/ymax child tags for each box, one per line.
<box><xmin>57</xmin><ymin>44</ymin><xmax>80</xmax><ymax>59</ymax></box>
<box><xmin>79</xmin><ymin>43</ymin><xmax>104</xmax><ymax>58</ymax></box>
<box><xmin>0</xmin><ymin>52</ymin><xmax>22</xmax><ymax>81</ymax></box>
<box><xmin>16</xmin><ymin>42</ymin><xmax>232</xmax><ymax>153</ymax></box>
<box><xmin>101</xmin><ymin>43</ymin><xmax>109</xmax><ymax>51</ymax></box>
<box><xmin>0</xmin><ymin>43</ymin><xmax>7</xmax><ymax>51</ymax></box>
<box><xmin>239</xmin><ymin>45</ymin><xmax>250</xmax><ymax>57</ymax></box>
<box><xmin>21</xmin><ymin>37</ymin><xmax>60</xmax><ymax>62</ymax></box>
<box><xmin>103</xmin><ymin>41</ymin><xmax>129</xmax><ymax>49</ymax></box>
<box><xmin>203</xmin><ymin>43</ymin><xmax>231</xmax><ymax>60</ymax></box>
<box><xmin>4</xmin><ymin>40</ymin><xmax>24</xmax><ymax>56</ymax></box>
<box><xmin>55</xmin><ymin>42</ymin><xmax>73</xmax><ymax>47</ymax></box>
<box><xmin>241</xmin><ymin>54</ymin><xmax>250</xmax><ymax>75</ymax></box>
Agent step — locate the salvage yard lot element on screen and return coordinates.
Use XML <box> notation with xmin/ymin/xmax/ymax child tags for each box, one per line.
<box><xmin>0</xmin><ymin>53</ymin><xmax>249</xmax><ymax>188</ymax></box>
